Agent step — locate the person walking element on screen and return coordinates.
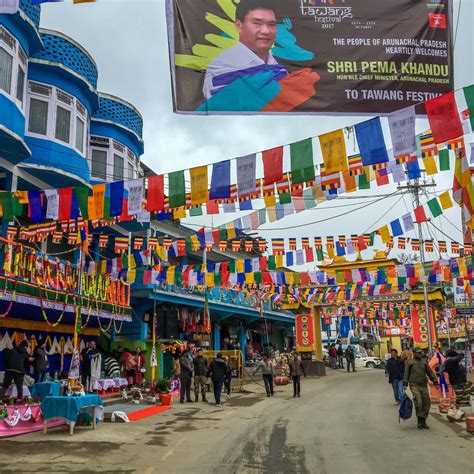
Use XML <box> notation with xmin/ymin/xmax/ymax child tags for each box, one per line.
<box><xmin>206</xmin><ymin>353</ymin><xmax>228</xmax><ymax>406</ymax></box>
<box><xmin>193</xmin><ymin>348</ymin><xmax>208</xmax><ymax>402</ymax></box>
<box><xmin>80</xmin><ymin>340</ymin><xmax>99</xmax><ymax>391</ymax></box>
<box><xmin>404</xmin><ymin>347</ymin><xmax>439</xmax><ymax>429</ymax></box>
<box><xmin>32</xmin><ymin>338</ymin><xmax>49</xmax><ymax>383</ymax></box>
<box><xmin>134</xmin><ymin>348</ymin><xmax>146</xmax><ymax>386</ymax></box>
<box><xmin>288</xmin><ymin>352</ymin><xmax>306</xmax><ymax>398</ymax></box>
<box><xmin>253</xmin><ymin>353</ymin><xmax>275</xmax><ymax>397</ymax></box>
<box><xmin>337</xmin><ymin>344</ymin><xmax>344</xmax><ymax>369</ymax></box>
<box><xmin>179</xmin><ymin>349</ymin><xmax>194</xmax><ymax>403</ymax></box>
<box><xmin>345</xmin><ymin>345</ymin><xmax>356</xmax><ymax>373</ymax></box>
<box><xmin>2</xmin><ymin>340</ymin><xmax>29</xmax><ymax>401</ymax></box>
<box><xmin>443</xmin><ymin>350</ymin><xmax>473</xmax><ymax>409</ymax></box>
<box><xmin>385</xmin><ymin>349</ymin><xmax>405</xmax><ymax>405</ymax></box>
<box><xmin>328</xmin><ymin>343</ymin><xmax>338</xmax><ymax>369</ymax></box>
<box><xmin>224</xmin><ymin>355</ymin><xmax>232</xmax><ymax>399</ymax></box>
<box><xmin>120</xmin><ymin>348</ymin><xmax>136</xmax><ymax>387</ymax></box>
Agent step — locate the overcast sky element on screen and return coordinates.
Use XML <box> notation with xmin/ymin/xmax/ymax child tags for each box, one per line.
<box><xmin>40</xmin><ymin>0</ymin><xmax>474</xmax><ymax>268</ymax></box>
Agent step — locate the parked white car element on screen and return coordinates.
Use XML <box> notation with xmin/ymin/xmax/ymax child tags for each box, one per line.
<box><xmin>355</xmin><ymin>355</ymin><xmax>382</xmax><ymax>369</ymax></box>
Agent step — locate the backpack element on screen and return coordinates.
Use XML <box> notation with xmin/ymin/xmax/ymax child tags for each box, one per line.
<box><xmin>399</xmin><ymin>393</ymin><xmax>413</xmax><ymax>422</ymax></box>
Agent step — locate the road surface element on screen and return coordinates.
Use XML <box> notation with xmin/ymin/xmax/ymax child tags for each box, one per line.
<box><xmin>0</xmin><ymin>369</ymin><xmax>472</xmax><ymax>473</ymax></box>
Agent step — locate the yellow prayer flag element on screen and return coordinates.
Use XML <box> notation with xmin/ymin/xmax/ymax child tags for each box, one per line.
<box><xmin>423</xmin><ymin>156</ymin><xmax>438</xmax><ymax>176</ymax></box>
<box><xmin>91</xmin><ymin>184</ymin><xmax>105</xmax><ymax>220</ymax></box>
<box><xmin>245</xmin><ymin>272</ymin><xmax>255</xmax><ymax>284</ymax></box>
<box><xmin>367</xmin><ymin>166</ymin><xmax>376</xmax><ymax>182</ymax></box>
<box><xmin>319</xmin><ymin>129</ymin><xmax>348</xmax><ymax>174</ymax></box>
<box><xmin>126</xmin><ymin>269</ymin><xmax>136</xmax><ymax>284</ymax></box>
<box><xmin>438</xmin><ymin>191</ymin><xmax>453</xmax><ymax>210</ymax></box>
<box><xmin>275</xmin><ymin>254</ymin><xmax>283</xmax><ymax>268</ymax></box>
<box><xmin>173</xmin><ymin>207</ymin><xmax>186</xmax><ymax>219</ymax></box>
<box><xmin>264</xmin><ymin>194</ymin><xmax>276</xmax><ymax>222</ymax></box>
<box><xmin>190</xmin><ymin>166</ymin><xmax>209</xmax><ymax>205</ymax></box>
<box><xmin>206</xmin><ymin>272</ymin><xmax>215</xmax><ymax>287</ymax></box>
<box><xmin>327</xmin><ymin>247</ymin><xmax>335</xmax><ymax>259</ymax></box>
<box><xmin>166</xmin><ymin>267</ymin><xmax>175</xmax><ymax>285</ymax></box>
<box><xmin>236</xmin><ymin>260</ymin><xmax>244</xmax><ymax>273</ymax></box>
<box><xmin>13</xmin><ymin>191</ymin><xmax>28</xmax><ymax>204</ymax></box>
<box><xmin>285</xmin><ymin>272</ymin><xmax>294</xmax><ymax>285</ymax></box>
<box><xmin>225</xmin><ymin>222</ymin><xmax>236</xmax><ymax>239</ymax></box>
<box><xmin>378</xmin><ymin>224</ymin><xmax>391</xmax><ymax>244</ymax></box>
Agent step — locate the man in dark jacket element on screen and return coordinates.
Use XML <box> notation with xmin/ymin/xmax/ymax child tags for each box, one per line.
<box><xmin>3</xmin><ymin>340</ymin><xmax>30</xmax><ymax>400</ymax></box>
<box><xmin>345</xmin><ymin>346</ymin><xmax>356</xmax><ymax>373</ymax></box>
<box><xmin>404</xmin><ymin>347</ymin><xmax>439</xmax><ymax>429</ymax></box>
<box><xmin>337</xmin><ymin>344</ymin><xmax>344</xmax><ymax>369</ymax></box>
<box><xmin>206</xmin><ymin>353</ymin><xmax>227</xmax><ymax>406</ymax></box>
<box><xmin>443</xmin><ymin>350</ymin><xmax>472</xmax><ymax>408</ymax></box>
<box><xmin>288</xmin><ymin>352</ymin><xmax>306</xmax><ymax>398</ymax></box>
<box><xmin>385</xmin><ymin>349</ymin><xmax>405</xmax><ymax>405</ymax></box>
<box><xmin>32</xmin><ymin>338</ymin><xmax>49</xmax><ymax>383</ymax></box>
<box><xmin>179</xmin><ymin>349</ymin><xmax>194</xmax><ymax>403</ymax></box>
<box><xmin>193</xmin><ymin>348</ymin><xmax>208</xmax><ymax>402</ymax></box>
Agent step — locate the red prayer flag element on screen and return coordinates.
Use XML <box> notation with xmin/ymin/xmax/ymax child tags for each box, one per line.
<box><xmin>357</xmin><ymin>235</ymin><xmax>367</xmax><ymax>251</ymax></box>
<box><xmin>58</xmin><ymin>188</ymin><xmax>73</xmax><ymax>221</ymax></box>
<box><xmin>259</xmin><ymin>257</ymin><xmax>267</xmax><ymax>271</ymax></box>
<box><xmin>376</xmin><ymin>172</ymin><xmax>389</xmax><ymax>187</ymax></box>
<box><xmin>414</xmin><ymin>205</ymin><xmax>428</xmax><ymax>223</ymax></box>
<box><xmin>425</xmin><ymin>92</ymin><xmax>463</xmax><ymax>144</ymax></box>
<box><xmin>262</xmin><ymin>147</ymin><xmax>283</xmax><ymax>185</ymax></box>
<box><xmin>206</xmin><ymin>200</ymin><xmax>219</xmax><ymax>215</ymax></box>
<box><xmin>305</xmin><ymin>248</ymin><xmax>314</xmax><ymax>263</ymax></box>
<box><xmin>146</xmin><ymin>175</ymin><xmax>165</xmax><ymax>212</ymax></box>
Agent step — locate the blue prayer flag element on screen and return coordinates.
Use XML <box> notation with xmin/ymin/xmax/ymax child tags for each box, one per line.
<box><xmin>406</xmin><ymin>159</ymin><xmax>421</xmax><ymax>180</ymax></box>
<box><xmin>209</xmin><ymin>160</ymin><xmax>231</xmax><ymax>200</ymax></box>
<box><xmin>110</xmin><ymin>181</ymin><xmax>124</xmax><ymax>217</ymax></box>
<box><xmin>355</xmin><ymin>117</ymin><xmax>389</xmax><ymax>166</ymax></box>
<box><xmin>390</xmin><ymin>219</ymin><xmax>403</xmax><ymax>237</ymax></box>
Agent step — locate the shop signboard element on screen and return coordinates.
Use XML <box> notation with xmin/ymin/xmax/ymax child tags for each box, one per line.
<box><xmin>167</xmin><ymin>0</ymin><xmax>453</xmax><ymax>115</ymax></box>
<box><xmin>295</xmin><ymin>313</ymin><xmax>316</xmax><ymax>352</ymax></box>
<box><xmin>412</xmin><ymin>308</ymin><xmax>437</xmax><ymax>348</ymax></box>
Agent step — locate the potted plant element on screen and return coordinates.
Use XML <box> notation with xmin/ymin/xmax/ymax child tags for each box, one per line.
<box><xmin>156</xmin><ymin>378</ymin><xmax>172</xmax><ymax>406</ymax></box>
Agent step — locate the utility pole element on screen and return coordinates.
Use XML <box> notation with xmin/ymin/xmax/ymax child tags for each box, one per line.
<box><xmin>398</xmin><ymin>178</ymin><xmax>436</xmax><ymax>354</ymax></box>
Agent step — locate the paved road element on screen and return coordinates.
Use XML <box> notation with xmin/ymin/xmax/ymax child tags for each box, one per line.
<box><xmin>0</xmin><ymin>369</ymin><xmax>472</xmax><ymax>473</ymax></box>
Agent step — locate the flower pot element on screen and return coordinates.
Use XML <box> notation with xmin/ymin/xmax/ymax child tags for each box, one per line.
<box><xmin>439</xmin><ymin>398</ymin><xmax>453</xmax><ymax>413</ymax></box>
<box><xmin>159</xmin><ymin>393</ymin><xmax>172</xmax><ymax>406</ymax></box>
<box><xmin>274</xmin><ymin>376</ymin><xmax>289</xmax><ymax>386</ymax></box>
<box><xmin>465</xmin><ymin>416</ymin><xmax>474</xmax><ymax>433</ymax></box>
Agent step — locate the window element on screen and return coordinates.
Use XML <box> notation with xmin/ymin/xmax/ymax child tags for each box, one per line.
<box><xmin>91</xmin><ymin>149</ymin><xmax>107</xmax><ymax>180</ymax></box>
<box><xmin>75</xmin><ymin>117</ymin><xmax>84</xmax><ymax>152</ymax></box>
<box><xmin>128</xmin><ymin>162</ymin><xmax>134</xmax><ymax>179</ymax></box>
<box><xmin>0</xmin><ymin>47</ymin><xmax>13</xmax><ymax>94</ymax></box>
<box><xmin>114</xmin><ymin>154</ymin><xmax>124</xmax><ymax>180</ymax></box>
<box><xmin>55</xmin><ymin>105</ymin><xmax>71</xmax><ymax>143</ymax></box>
<box><xmin>16</xmin><ymin>67</ymin><xmax>24</xmax><ymax>103</ymax></box>
<box><xmin>28</xmin><ymin>98</ymin><xmax>48</xmax><ymax>135</ymax></box>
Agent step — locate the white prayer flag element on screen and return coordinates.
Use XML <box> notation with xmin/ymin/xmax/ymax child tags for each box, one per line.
<box><xmin>45</xmin><ymin>189</ymin><xmax>59</xmax><ymax>220</ymax></box>
<box><xmin>388</xmin><ymin>106</ymin><xmax>416</xmax><ymax>158</ymax></box>
<box><xmin>237</xmin><ymin>154</ymin><xmax>256</xmax><ymax>197</ymax></box>
<box><xmin>402</xmin><ymin>212</ymin><xmax>415</xmax><ymax>232</ymax></box>
<box><xmin>0</xmin><ymin>0</ymin><xmax>19</xmax><ymax>14</ymax></box>
<box><xmin>126</xmin><ymin>179</ymin><xmax>144</xmax><ymax>215</ymax></box>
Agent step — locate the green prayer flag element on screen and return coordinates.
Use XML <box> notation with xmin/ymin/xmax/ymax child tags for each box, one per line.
<box><xmin>397</xmin><ymin>276</ymin><xmax>407</xmax><ymax>285</ymax></box>
<box><xmin>219</xmin><ymin>228</ymin><xmax>227</xmax><ymax>241</ymax></box>
<box><xmin>168</xmin><ymin>171</ymin><xmax>186</xmax><ymax>208</ymax></box>
<box><xmin>254</xmin><ymin>272</ymin><xmax>262</xmax><ymax>285</ymax></box>
<box><xmin>122</xmin><ymin>254</ymin><xmax>128</xmax><ymax>269</ymax></box>
<box><xmin>278</xmin><ymin>192</ymin><xmax>292</xmax><ymax>204</ymax></box>
<box><xmin>214</xmin><ymin>271</ymin><xmax>221</xmax><ymax>286</ymax></box>
<box><xmin>135</xmin><ymin>269</ymin><xmax>144</xmax><ymax>285</ymax></box>
<box><xmin>369</xmin><ymin>232</ymin><xmax>375</xmax><ymax>246</ymax></box>
<box><xmin>189</xmin><ymin>205</ymin><xmax>203</xmax><ymax>217</ymax></box>
<box><xmin>175</xmin><ymin>269</ymin><xmax>182</xmax><ymax>287</ymax></box>
<box><xmin>303</xmin><ymin>188</ymin><xmax>317</xmax><ymax>209</ymax></box>
<box><xmin>290</xmin><ymin>138</ymin><xmax>315</xmax><ymax>184</ymax></box>
<box><xmin>75</xmin><ymin>186</ymin><xmax>90</xmax><ymax>220</ymax></box>
<box><xmin>293</xmin><ymin>273</ymin><xmax>300</xmax><ymax>285</ymax></box>
<box><xmin>316</xmin><ymin>248</ymin><xmax>324</xmax><ymax>261</ymax></box>
<box><xmin>464</xmin><ymin>85</ymin><xmax>474</xmax><ymax>129</ymax></box>
<box><xmin>228</xmin><ymin>260</ymin><xmax>236</xmax><ymax>273</ymax></box>
<box><xmin>11</xmin><ymin>196</ymin><xmax>23</xmax><ymax>217</ymax></box>
<box><xmin>358</xmin><ymin>172</ymin><xmax>370</xmax><ymax>189</ymax></box>
<box><xmin>103</xmin><ymin>197</ymin><xmax>111</xmax><ymax>220</ymax></box>
<box><xmin>0</xmin><ymin>192</ymin><xmax>13</xmax><ymax>222</ymax></box>
<box><xmin>427</xmin><ymin>197</ymin><xmax>442</xmax><ymax>217</ymax></box>
<box><xmin>267</xmin><ymin>255</ymin><xmax>276</xmax><ymax>270</ymax></box>
<box><xmin>336</xmin><ymin>271</ymin><xmax>344</xmax><ymax>284</ymax></box>
<box><xmin>438</xmin><ymin>148</ymin><xmax>450</xmax><ymax>171</ymax></box>
<box><xmin>258</xmin><ymin>209</ymin><xmax>266</xmax><ymax>225</ymax></box>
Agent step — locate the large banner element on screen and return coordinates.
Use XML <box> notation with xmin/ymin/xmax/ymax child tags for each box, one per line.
<box><xmin>166</xmin><ymin>0</ymin><xmax>454</xmax><ymax>115</ymax></box>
